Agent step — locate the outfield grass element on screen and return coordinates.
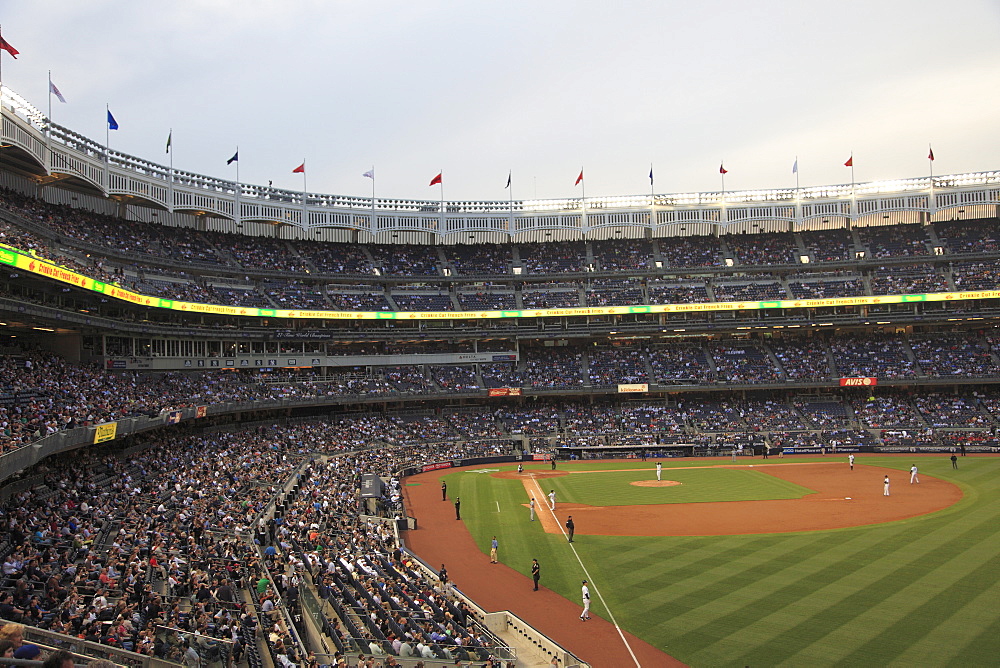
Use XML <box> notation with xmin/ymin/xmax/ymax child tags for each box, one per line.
<box><xmin>442</xmin><ymin>456</ymin><xmax>1000</xmax><ymax>667</ymax></box>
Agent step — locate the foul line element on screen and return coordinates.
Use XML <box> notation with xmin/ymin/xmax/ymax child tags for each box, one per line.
<box><xmin>527</xmin><ymin>477</ymin><xmax>642</xmax><ymax>668</ymax></box>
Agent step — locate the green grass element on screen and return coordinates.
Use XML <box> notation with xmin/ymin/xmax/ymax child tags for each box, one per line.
<box><xmin>441</xmin><ymin>456</ymin><xmax>1000</xmax><ymax>667</ymax></box>
<box><xmin>555</xmin><ymin>467</ymin><xmax>812</xmax><ymax>505</ymax></box>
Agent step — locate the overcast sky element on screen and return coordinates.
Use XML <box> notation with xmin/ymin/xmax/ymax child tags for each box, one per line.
<box><xmin>3</xmin><ymin>1</ymin><xmax>1000</xmax><ymax>203</ymax></box>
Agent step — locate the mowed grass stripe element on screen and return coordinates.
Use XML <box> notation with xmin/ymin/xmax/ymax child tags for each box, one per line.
<box><xmin>957</xmin><ymin>612</ymin><xmax>1000</xmax><ymax>668</ymax></box>
<box><xmin>582</xmin><ymin>535</ymin><xmax>783</xmax><ymax>628</ymax></box>
<box><xmin>668</xmin><ymin>527</ymin><xmax>920</xmax><ymax>665</ymax></box>
<box><xmin>696</xmin><ymin>510</ymin><xmax>1000</xmax><ymax>667</ymax></box>
<box><xmin>878</xmin><ymin>553</ymin><xmax>1000</xmax><ymax>666</ymax></box>
<box><xmin>625</xmin><ymin>533</ymin><xmax>844</xmax><ymax>646</ymax></box>
<box><xmin>787</xmin><ymin>548</ymin><xmax>1000</xmax><ymax>667</ymax></box>
<box><xmin>809</xmin><ymin>513</ymin><xmax>1000</xmax><ymax>666</ymax></box>
<box><xmin>769</xmin><ymin>502</ymin><xmax>1000</xmax><ymax>666</ymax></box>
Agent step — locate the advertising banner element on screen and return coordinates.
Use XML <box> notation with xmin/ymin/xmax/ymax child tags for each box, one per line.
<box><xmin>839</xmin><ymin>377</ymin><xmax>878</xmax><ymax>387</ymax></box>
<box><xmin>93</xmin><ymin>422</ymin><xmax>118</xmax><ymax>444</ymax></box>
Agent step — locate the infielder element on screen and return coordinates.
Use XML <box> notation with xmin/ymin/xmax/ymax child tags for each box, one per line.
<box><xmin>548</xmin><ymin>489</ymin><xmax>556</xmax><ymax>511</ymax></box>
<box><xmin>580</xmin><ymin>580</ymin><xmax>591</xmax><ymax>621</ymax></box>
<box><xmin>848</xmin><ymin>453</ymin><xmax>854</xmax><ymax>470</ymax></box>
<box><xmin>529</xmin><ymin>497</ymin><xmax>536</xmax><ymax>521</ymax></box>
<box><xmin>910</xmin><ymin>465</ymin><xmax>919</xmax><ymax>484</ymax></box>
<box><xmin>884</xmin><ymin>475</ymin><xmax>890</xmax><ymax>496</ymax></box>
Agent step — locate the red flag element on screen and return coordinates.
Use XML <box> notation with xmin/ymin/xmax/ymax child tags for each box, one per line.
<box><xmin>844</xmin><ymin>156</ymin><xmax>853</xmax><ymax>167</ymax></box>
<box><xmin>719</xmin><ymin>163</ymin><xmax>728</xmax><ymax>175</ymax></box>
<box><xmin>0</xmin><ymin>36</ymin><xmax>18</xmax><ymax>59</ymax></box>
<box><xmin>292</xmin><ymin>162</ymin><xmax>305</xmax><ymax>173</ymax></box>
<box><xmin>928</xmin><ymin>146</ymin><xmax>935</xmax><ymax>161</ymax></box>
<box><xmin>575</xmin><ymin>170</ymin><xmax>584</xmax><ymax>185</ymax></box>
<box><xmin>429</xmin><ymin>172</ymin><xmax>442</xmax><ymax>186</ymax></box>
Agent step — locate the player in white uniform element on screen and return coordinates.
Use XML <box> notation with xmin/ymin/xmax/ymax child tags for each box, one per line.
<box><xmin>656</xmin><ymin>462</ymin><xmax>662</xmax><ymax>481</ymax></box>
<box><xmin>580</xmin><ymin>580</ymin><xmax>591</xmax><ymax>621</ymax></box>
<box><xmin>548</xmin><ymin>489</ymin><xmax>556</xmax><ymax>511</ymax></box>
<box><xmin>529</xmin><ymin>497</ymin><xmax>536</xmax><ymax>521</ymax></box>
<box><xmin>910</xmin><ymin>465</ymin><xmax>919</xmax><ymax>484</ymax></box>
<box><xmin>848</xmin><ymin>453</ymin><xmax>854</xmax><ymax>470</ymax></box>
<box><xmin>884</xmin><ymin>475</ymin><xmax>890</xmax><ymax>496</ymax></box>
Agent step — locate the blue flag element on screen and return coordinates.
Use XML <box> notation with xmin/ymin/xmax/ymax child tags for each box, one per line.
<box><xmin>107</xmin><ymin>109</ymin><xmax>118</xmax><ymax>130</ymax></box>
<box><xmin>227</xmin><ymin>150</ymin><xmax>239</xmax><ymax>165</ymax></box>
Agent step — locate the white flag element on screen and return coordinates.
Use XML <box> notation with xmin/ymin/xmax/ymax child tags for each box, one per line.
<box><xmin>362</xmin><ymin>169</ymin><xmax>374</xmax><ymax>179</ymax></box>
<box><xmin>49</xmin><ymin>80</ymin><xmax>67</xmax><ymax>103</ymax></box>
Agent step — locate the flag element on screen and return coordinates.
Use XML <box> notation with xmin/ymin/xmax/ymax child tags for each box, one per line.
<box><xmin>227</xmin><ymin>150</ymin><xmax>238</xmax><ymax>165</ymax></box>
<box><xmin>505</xmin><ymin>171</ymin><xmax>511</xmax><ymax>189</ymax></box>
<box><xmin>0</xmin><ymin>36</ymin><xmax>18</xmax><ymax>59</ymax></box>
<box><xmin>363</xmin><ymin>169</ymin><xmax>374</xmax><ymax>179</ymax></box>
<box><xmin>165</xmin><ymin>410</ymin><xmax>183</xmax><ymax>425</ymax></box>
<box><xmin>649</xmin><ymin>167</ymin><xmax>654</xmax><ymax>185</ymax></box>
<box><xmin>928</xmin><ymin>146</ymin><xmax>935</xmax><ymax>161</ymax></box>
<box><xmin>165</xmin><ymin>130</ymin><xmax>172</xmax><ymax>154</ymax></box>
<box><xmin>292</xmin><ymin>162</ymin><xmax>305</xmax><ymax>173</ymax></box>
<box><xmin>49</xmin><ymin>80</ymin><xmax>66</xmax><ymax>104</ymax></box>
<box><xmin>107</xmin><ymin>110</ymin><xmax>119</xmax><ymax>131</ymax></box>
<box><xmin>719</xmin><ymin>163</ymin><xmax>727</xmax><ymax>175</ymax></box>
<box><xmin>792</xmin><ymin>158</ymin><xmax>798</xmax><ymax>174</ymax></box>
<box><xmin>844</xmin><ymin>156</ymin><xmax>853</xmax><ymax>167</ymax></box>
<box><xmin>575</xmin><ymin>170</ymin><xmax>584</xmax><ymax>185</ymax></box>
<box><xmin>429</xmin><ymin>172</ymin><xmax>442</xmax><ymax>186</ymax></box>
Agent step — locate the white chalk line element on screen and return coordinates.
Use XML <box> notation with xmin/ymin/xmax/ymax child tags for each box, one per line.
<box><xmin>527</xmin><ymin>477</ymin><xmax>642</xmax><ymax>668</ymax></box>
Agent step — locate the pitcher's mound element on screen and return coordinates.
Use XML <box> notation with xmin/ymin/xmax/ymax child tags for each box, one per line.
<box><xmin>632</xmin><ymin>480</ymin><xmax>682</xmax><ymax>487</ymax></box>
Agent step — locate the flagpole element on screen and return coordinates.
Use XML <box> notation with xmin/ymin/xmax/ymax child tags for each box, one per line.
<box><xmin>721</xmin><ymin>161</ymin><xmax>726</xmax><ymax>198</ymax></box>
<box><xmin>234</xmin><ymin>147</ymin><xmax>240</xmax><ymax>228</ymax></box>
<box><xmin>370</xmin><ymin>165</ymin><xmax>376</xmax><ymax>226</ymax></box>
<box><xmin>301</xmin><ymin>160</ymin><xmax>307</xmax><ymax>222</ymax></box>
<box><xmin>45</xmin><ymin>72</ymin><xmax>53</xmax><ymax>178</ymax></box>
<box><xmin>579</xmin><ymin>166</ymin><xmax>587</xmax><ymax>232</ymax></box>
<box><xmin>793</xmin><ymin>157</ymin><xmax>801</xmax><ymax>226</ymax></box>
<box><xmin>928</xmin><ymin>145</ymin><xmax>935</xmax><ymax>218</ymax></box>
<box><xmin>649</xmin><ymin>163</ymin><xmax>654</xmax><ymax>200</ymax></box>
<box><xmin>438</xmin><ymin>170</ymin><xmax>445</xmax><ymax>232</ymax></box>
<box><xmin>168</xmin><ymin>129</ymin><xmax>174</xmax><ymax>215</ymax></box>
<box><xmin>508</xmin><ymin>170</ymin><xmax>513</xmax><ymax>233</ymax></box>
<box><xmin>105</xmin><ymin>104</ymin><xmax>110</xmax><ymax>191</ymax></box>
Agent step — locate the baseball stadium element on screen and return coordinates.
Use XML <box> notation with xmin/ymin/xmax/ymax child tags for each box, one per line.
<box><xmin>1</xmin><ymin>7</ymin><xmax>1000</xmax><ymax>668</ymax></box>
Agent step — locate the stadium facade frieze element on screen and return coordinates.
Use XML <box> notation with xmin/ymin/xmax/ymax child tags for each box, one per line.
<box><xmin>3</xmin><ymin>85</ymin><xmax>1000</xmax><ymax>241</ymax></box>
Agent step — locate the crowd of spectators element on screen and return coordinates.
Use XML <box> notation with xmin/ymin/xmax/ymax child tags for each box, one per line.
<box><xmin>725</xmin><ymin>232</ymin><xmax>799</xmax><ymax>266</ymax></box>
<box><xmin>5</xmin><ymin>186</ymin><xmax>1000</xmax><ymax>317</ymax></box>
<box><xmin>6</xmin><ymin>329</ymin><xmax>1000</xmax><ymax>454</ymax></box>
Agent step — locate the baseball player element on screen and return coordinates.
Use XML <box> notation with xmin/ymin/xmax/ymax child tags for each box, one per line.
<box><xmin>656</xmin><ymin>462</ymin><xmax>662</xmax><ymax>481</ymax></box>
<box><xmin>548</xmin><ymin>489</ymin><xmax>556</xmax><ymax>511</ymax></box>
<box><xmin>848</xmin><ymin>453</ymin><xmax>854</xmax><ymax>470</ymax></box>
<box><xmin>910</xmin><ymin>465</ymin><xmax>919</xmax><ymax>484</ymax></box>
<box><xmin>884</xmin><ymin>475</ymin><xmax>890</xmax><ymax>496</ymax></box>
<box><xmin>529</xmin><ymin>497</ymin><xmax>536</xmax><ymax>521</ymax></box>
<box><xmin>580</xmin><ymin>580</ymin><xmax>591</xmax><ymax>621</ymax></box>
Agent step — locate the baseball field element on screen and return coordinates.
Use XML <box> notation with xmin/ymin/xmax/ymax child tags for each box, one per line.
<box><xmin>403</xmin><ymin>455</ymin><xmax>1000</xmax><ymax>667</ymax></box>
